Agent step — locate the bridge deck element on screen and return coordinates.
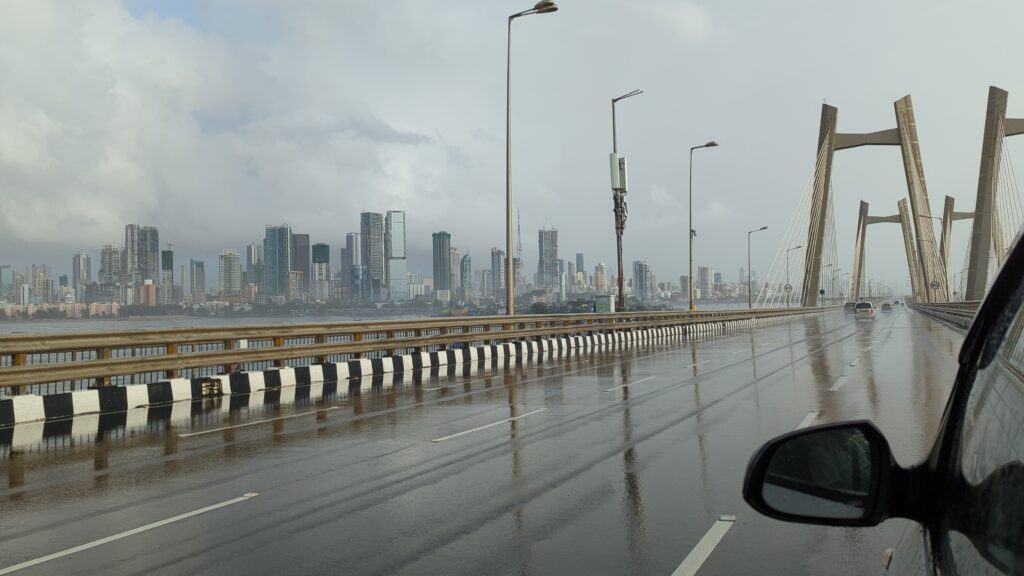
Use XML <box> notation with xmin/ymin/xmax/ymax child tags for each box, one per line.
<box><xmin>0</xmin><ymin>308</ymin><xmax>961</xmax><ymax>575</ymax></box>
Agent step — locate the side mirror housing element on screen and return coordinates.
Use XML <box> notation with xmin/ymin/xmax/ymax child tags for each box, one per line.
<box><xmin>743</xmin><ymin>420</ymin><xmax>896</xmax><ymax>527</ymax></box>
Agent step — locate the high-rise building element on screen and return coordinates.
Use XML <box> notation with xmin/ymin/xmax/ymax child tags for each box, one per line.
<box><xmin>490</xmin><ymin>248</ymin><xmax>506</xmax><ymax>299</ymax></box>
<box><xmin>698</xmin><ymin>265</ymin><xmax>714</xmax><ymax>300</ymax></box>
<box><xmin>312</xmin><ymin>243</ymin><xmax>330</xmax><ymax>302</ymax></box>
<box><xmin>460</xmin><ymin>254</ymin><xmax>473</xmax><ymax>299</ymax></box>
<box><xmin>432</xmin><ymin>231</ymin><xmax>452</xmax><ymax>292</ymax></box>
<box><xmin>566</xmin><ymin>261</ymin><xmax>576</xmax><ymax>294</ymax></box>
<box><xmin>345</xmin><ymin>232</ymin><xmax>363</xmax><ymax>302</ymax></box>
<box><xmin>575</xmin><ymin>253</ymin><xmax>585</xmax><ymax>280</ymax></box>
<box><xmin>714</xmin><ymin>272</ymin><xmax>723</xmax><ymax>286</ymax></box>
<box><xmin>632</xmin><ymin>260</ymin><xmax>653</xmax><ymax>301</ymax></box>
<box><xmin>160</xmin><ymin>249</ymin><xmax>174</xmax><ymax>305</ymax></box>
<box><xmin>513</xmin><ymin>256</ymin><xmax>524</xmax><ymax>291</ymax></box>
<box><xmin>123</xmin><ymin>224</ymin><xmax>158</xmax><ymax>283</ymax></box>
<box><xmin>263</xmin><ymin>224</ymin><xmax>292</xmax><ymax>297</ymax></box>
<box><xmin>190</xmin><ymin>260</ymin><xmax>206</xmax><ymax>303</ymax></box>
<box><xmin>0</xmin><ymin>264</ymin><xmax>12</xmax><ymax>302</ymax></box>
<box><xmin>594</xmin><ymin>262</ymin><xmax>608</xmax><ymax>295</ymax></box>
<box><xmin>72</xmin><ymin>252</ymin><xmax>91</xmax><ymax>287</ymax></box>
<box><xmin>385</xmin><ymin>211</ymin><xmax>408</xmax><ymax>303</ymax></box>
<box><xmin>480</xmin><ymin>269</ymin><xmax>492</xmax><ymax>298</ymax></box>
<box><xmin>450</xmin><ymin>247</ymin><xmax>460</xmax><ymax>294</ymax></box>
<box><xmin>289</xmin><ymin>233</ymin><xmax>310</xmax><ymax>294</ymax></box>
<box><xmin>740</xmin><ymin>266</ymin><xmax>746</xmax><ymax>284</ymax></box>
<box><xmin>99</xmin><ymin>244</ymin><xmax>121</xmax><ymax>286</ymax></box>
<box><xmin>219</xmin><ymin>249</ymin><xmax>242</xmax><ymax>297</ymax></box>
<box><xmin>288</xmin><ymin>270</ymin><xmax>304</xmax><ymax>302</ymax></box>
<box><xmin>537</xmin><ymin>228</ymin><xmax>559</xmax><ymax>289</ymax></box>
<box><xmin>246</xmin><ymin>243</ymin><xmax>264</xmax><ymax>289</ymax></box>
<box><xmin>361</xmin><ymin>212</ymin><xmax>386</xmax><ymax>302</ymax></box>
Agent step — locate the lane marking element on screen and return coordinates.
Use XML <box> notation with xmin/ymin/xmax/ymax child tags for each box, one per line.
<box><xmin>605</xmin><ymin>375</ymin><xmax>657</xmax><ymax>392</ymax></box>
<box><xmin>669</xmin><ymin>515</ymin><xmax>736</xmax><ymax>576</ymax></box>
<box><xmin>430</xmin><ymin>408</ymin><xmax>547</xmax><ymax>443</ymax></box>
<box><xmin>849</xmin><ymin>357</ymin><xmax>861</xmax><ymax>366</ymax></box>
<box><xmin>796</xmin><ymin>411</ymin><xmax>819</xmax><ymax>429</ymax></box>
<box><xmin>829</xmin><ymin>375</ymin><xmax>847</xmax><ymax>392</ymax></box>
<box><xmin>179</xmin><ymin>407</ymin><xmax>343</xmax><ymax>438</ymax></box>
<box><xmin>685</xmin><ymin>360</ymin><xmax>711</xmax><ymax>368</ymax></box>
<box><xmin>0</xmin><ymin>492</ymin><xmax>258</xmax><ymax>575</ymax></box>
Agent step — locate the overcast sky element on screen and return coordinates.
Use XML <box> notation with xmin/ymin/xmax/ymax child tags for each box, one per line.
<box><xmin>3</xmin><ymin>1</ymin><xmax>1024</xmax><ymax>291</ymax></box>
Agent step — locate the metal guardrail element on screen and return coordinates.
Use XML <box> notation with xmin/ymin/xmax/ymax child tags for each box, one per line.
<box><xmin>911</xmin><ymin>301</ymin><xmax>981</xmax><ymax>329</ymax></box>
<box><xmin>0</xmin><ymin>308</ymin><xmax>829</xmax><ymax>391</ymax></box>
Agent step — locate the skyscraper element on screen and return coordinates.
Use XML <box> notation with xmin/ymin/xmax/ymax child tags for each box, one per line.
<box><xmin>385</xmin><ymin>211</ymin><xmax>408</xmax><ymax>303</ymax></box>
<box><xmin>72</xmin><ymin>252</ymin><xmax>91</xmax><ymax>287</ymax></box>
<box><xmin>490</xmin><ymin>248</ymin><xmax>506</xmax><ymax>299</ymax></box>
<box><xmin>312</xmin><ymin>243</ymin><xmax>330</xmax><ymax>302</ymax></box>
<box><xmin>345</xmin><ymin>232</ymin><xmax>363</xmax><ymax>302</ymax></box>
<box><xmin>432</xmin><ymin>231</ymin><xmax>452</xmax><ymax>293</ymax></box>
<box><xmin>460</xmin><ymin>254</ymin><xmax>473</xmax><ymax>299</ymax></box>
<box><xmin>537</xmin><ymin>228</ymin><xmax>559</xmax><ymax>289</ymax></box>
<box><xmin>246</xmin><ymin>243</ymin><xmax>263</xmax><ymax>289</ymax></box>
<box><xmin>575</xmin><ymin>253</ymin><xmax>584</xmax><ymax>279</ymax></box>
<box><xmin>0</xmin><ymin>264</ymin><xmax>12</xmax><ymax>302</ymax></box>
<box><xmin>594</xmin><ymin>262</ymin><xmax>608</xmax><ymax>295</ymax></box>
<box><xmin>123</xmin><ymin>224</ymin><xmax>158</xmax><ymax>283</ymax></box>
<box><xmin>264</xmin><ymin>224</ymin><xmax>292</xmax><ymax>297</ymax></box>
<box><xmin>290</xmin><ymin>233</ymin><xmax>311</xmax><ymax>293</ymax></box>
<box><xmin>698</xmin><ymin>265</ymin><xmax>714</xmax><ymax>300</ymax></box>
<box><xmin>190</xmin><ymin>259</ymin><xmax>206</xmax><ymax>303</ymax></box>
<box><xmin>632</xmin><ymin>260</ymin><xmax>653</xmax><ymax>301</ymax></box>
<box><xmin>160</xmin><ymin>249</ymin><xmax>174</xmax><ymax>305</ymax></box>
<box><xmin>99</xmin><ymin>244</ymin><xmax>121</xmax><ymax>286</ymax></box>
<box><xmin>360</xmin><ymin>212</ymin><xmax>386</xmax><ymax>302</ymax></box>
<box><xmin>450</xmin><ymin>247</ymin><xmax>460</xmax><ymax>294</ymax></box>
<box><xmin>219</xmin><ymin>249</ymin><xmax>242</xmax><ymax>297</ymax></box>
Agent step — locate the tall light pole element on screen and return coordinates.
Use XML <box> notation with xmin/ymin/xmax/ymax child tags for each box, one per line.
<box><xmin>822</xmin><ymin>263</ymin><xmax>833</xmax><ymax>307</ymax></box>
<box><xmin>840</xmin><ymin>272</ymin><xmax>850</xmax><ymax>302</ymax></box>
<box><xmin>506</xmin><ymin>0</ymin><xmax>558</xmax><ymax>316</ymax></box>
<box><xmin>784</xmin><ymin>244</ymin><xmax>802</xmax><ymax>308</ymax></box>
<box><xmin>688</xmin><ymin>141</ymin><xmax>718</xmax><ymax>311</ymax></box>
<box><xmin>610</xmin><ymin>89</ymin><xmax>643</xmax><ymax>312</ymax></box>
<box><xmin>747</xmin><ymin>226</ymin><xmax>767</xmax><ymax>308</ymax></box>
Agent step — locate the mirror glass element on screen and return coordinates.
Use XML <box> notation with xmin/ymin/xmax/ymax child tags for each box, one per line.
<box><xmin>761</xmin><ymin>426</ymin><xmax>875</xmax><ymax>519</ymax></box>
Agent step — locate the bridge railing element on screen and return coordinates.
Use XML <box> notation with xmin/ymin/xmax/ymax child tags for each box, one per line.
<box><xmin>910</xmin><ymin>301</ymin><xmax>981</xmax><ymax>329</ymax></box>
<box><xmin>0</xmin><ymin>308</ymin><xmax>829</xmax><ymax>392</ymax></box>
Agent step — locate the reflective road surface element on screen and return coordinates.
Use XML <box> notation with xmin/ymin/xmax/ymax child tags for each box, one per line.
<box><xmin>0</xmin><ymin>308</ymin><xmax>963</xmax><ymax>575</ymax></box>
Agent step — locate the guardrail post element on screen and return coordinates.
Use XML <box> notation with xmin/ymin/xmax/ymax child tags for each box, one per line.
<box><xmin>273</xmin><ymin>337</ymin><xmax>286</xmax><ymax>367</ymax></box>
<box><xmin>316</xmin><ymin>334</ymin><xmax>328</xmax><ymax>363</ymax></box>
<box><xmin>352</xmin><ymin>332</ymin><xmax>363</xmax><ymax>359</ymax></box>
<box><xmin>383</xmin><ymin>331</ymin><xmax>394</xmax><ymax>357</ymax></box>
<box><xmin>165</xmin><ymin>343</ymin><xmax>180</xmax><ymax>378</ymax></box>
<box><xmin>95</xmin><ymin>348</ymin><xmax>111</xmax><ymax>387</ymax></box>
<box><xmin>223</xmin><ymin>340</ymin><xmax>237</xmax><ymax>374</ymax></box>
<box><xmin>413</xmin><ymin>329</ymin><xmax>423</xmax><ymax>353</ymax></box>
<box><xmin>438</xmin><ymin>327</ymin><xmax>449</xmax><ymax>351</ymax></box>
<box><xmin>10</xmin><ymin>352</ymin><xmax>28</xmax><ymax>395</ymax></box>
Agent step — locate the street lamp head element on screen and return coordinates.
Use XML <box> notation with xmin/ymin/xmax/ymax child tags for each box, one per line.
<box><xmin>613</xmin><ymin>89</ymin><xmax>644</xmax><ymax>102</ymax></box>
<box><xmin>704</xmin><ymin>141</ymin><xmax>719</xmax><ymax>148</ymax></box>
<box><xmin>533</xmin><ymin>0</ymin><xmax>558</xmax><ymax>13</ymax></box>
<box><xmin>758</xmin><ymin>225</ymin><xmax>768</xmax><ymax>231</ymax></box>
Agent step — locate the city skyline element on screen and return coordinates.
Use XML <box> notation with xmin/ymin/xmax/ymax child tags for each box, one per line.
<box><xmin>5</xmin><ymin>3</ymin><xmax>1021</xmax><ymax>293</ymax></box>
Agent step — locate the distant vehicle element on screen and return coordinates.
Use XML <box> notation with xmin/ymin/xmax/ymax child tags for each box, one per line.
<box><xmin>854</xmin><ymin>301</ymin><xmax>875</xmax><ymax>319</ymax></box>
<box><xmin>881</xmin><ymin>303</ymin><xmax>893</xmax><ymax>312</ymax></box>
<box><xmin>844</xmin><ymin>302</ymin><xmax>856</xmax><ymax>314</ymax></box>
<box><xmin>742</xmin><ymin>234</ymin><xmax>1024</xmax><ymax>574</ymax></box>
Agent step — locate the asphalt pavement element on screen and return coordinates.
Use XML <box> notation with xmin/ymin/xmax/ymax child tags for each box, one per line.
<box><xmin>0</xmin><ymin>308</ymin><xmax>963</xmax><ymax>575</ymax></box>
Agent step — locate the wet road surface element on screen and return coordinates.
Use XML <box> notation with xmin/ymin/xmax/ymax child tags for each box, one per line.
<box><xmin>0</xmin><ymin>308</ymin><xmax>963</xmax><ymax>575</ymax></box>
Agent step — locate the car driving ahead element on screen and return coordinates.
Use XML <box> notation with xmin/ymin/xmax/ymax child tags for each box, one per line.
<box><xmin>855</xmin><ymin>301</ymin><xmax>875</xmax><ymax>319</ymax></box>
<box><xmin>742</xmin><ymin>237</ymin><xmax>1024</xmax><ymax>574</ymax></box>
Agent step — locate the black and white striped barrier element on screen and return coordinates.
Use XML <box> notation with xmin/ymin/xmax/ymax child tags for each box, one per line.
<box><xmin>0</xmin><ymin>319</ymin><xmax>796</xmax><ymax>427</ymax></box>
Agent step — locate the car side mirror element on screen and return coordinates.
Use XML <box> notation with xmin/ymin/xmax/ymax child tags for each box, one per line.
<box><xmin>743</xmin><ymin>420</ymin><xmax>895</xmax><ymax>527</ymax></box>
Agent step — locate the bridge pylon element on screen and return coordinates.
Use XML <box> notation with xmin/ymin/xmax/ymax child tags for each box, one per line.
<box><xmin>964</xmin><ymin>86</ymin><xmax>1024</xmax><ymax>301</ymax></box>
<box><xmin>849</xmin><ymin>200</ymin><xmax>917</xmax><ymax>302</ymax></box>
<box><xmin>802</xmin><ymin>95</ymin><xmax>948</xmax><ymax>305</ymax></box>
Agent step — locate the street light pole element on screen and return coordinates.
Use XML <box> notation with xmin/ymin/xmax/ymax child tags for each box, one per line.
<box><xmin>506</xmin><ymin>1</ymin><xmax>558</xmax><ymax>316</ymax></box>
<box><xmin>688</xmin><ymin>141</ymin><xmax>718</xmax><ymax>311</ymax></box>
<box><xmin>747</xmin><ymin>226</ymin><xmax>767</xmax><ymax>308</ymax></box>
<box><xmin>784</xmin><ymin>244</ymin><xmax>802</xmax><ymax>308</ymax></box>
<box><xmin>610</xmin><ymin>89</ymin><xmax>642</xmax><ymax>312</ymax></box>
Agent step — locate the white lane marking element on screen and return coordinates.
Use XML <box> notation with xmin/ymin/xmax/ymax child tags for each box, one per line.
<box><xmin>685</xmin><ymin>360</ymin><xmax>711</xmax><ymax>368</ymax></box>
<box><xmin>431</xmin><ymin>408</ymin><xmax>547</xmax><ymax>443</ymax></box>
<box><xmin>178</xmin><ymin>407</ymin><xmax>341</xmax><ymax>438</ymax></box>
<box><xmin>729</xmin><ymin>351</ymin><xmax>742</xmax><ymax>356</ymax></box>
<box><xmin>829</xmin><ymin>376</ymin><xmax>847</xmax><ymax>392</ymax></box>
<box><xmin>605</xmin><ymin>375</ymin><xmax>657</xmax><ymax>392</ymax></box>
<box><xmin>670</xmin><ymin>515</ymin><xmax>736</xmax><ymax>576</ymax></box>
<box><xmin>0</xmin><ymin>493</ymin><xmax>258</xmax><ymax>575</ymax></box>
<box><xmin>849</xmin><ymin>357</ymin><xmax>861</xmax><ymax>366</ymax></box>
<box><xmin>421</xmin><ymin>386</ymin><xmax>449</xmax><ymax>392</ymax></box>
<box><xmin>797</xmin><ymin>411</ymin><xmax>819</xmax><ymax>429</ymax></box>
